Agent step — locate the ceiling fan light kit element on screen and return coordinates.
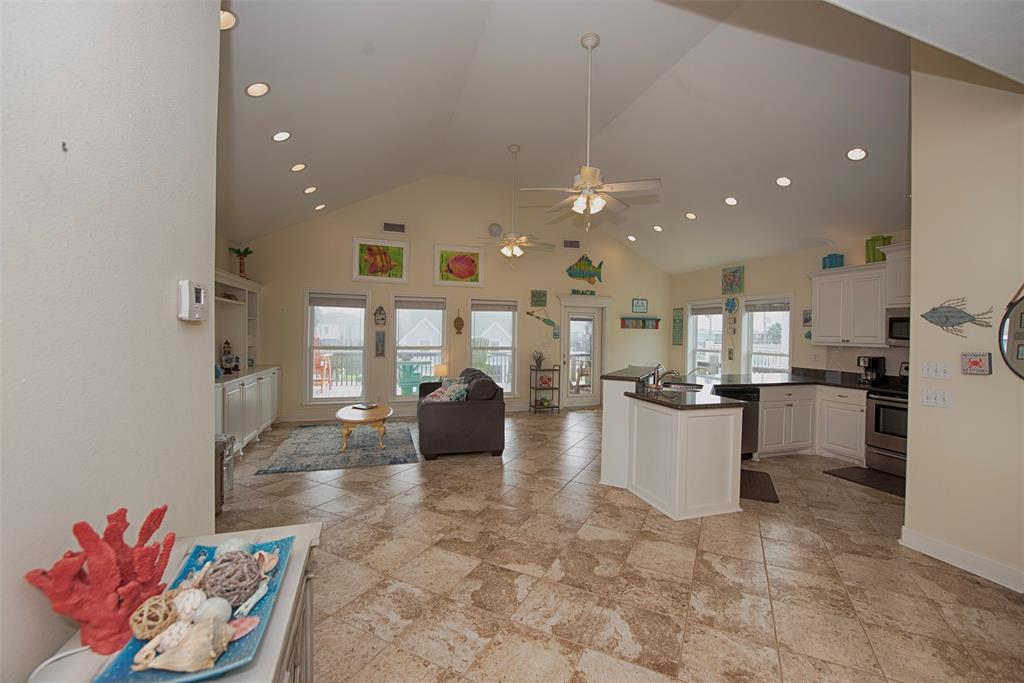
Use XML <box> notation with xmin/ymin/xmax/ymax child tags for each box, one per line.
<box><xmin>489</xmin><ymin>144</ymin><xmax>556</xmax><ymax>260</ymax></box>
<box><xmin>519</xmin><ymin>32</ymin><xmax>662</xmax><ymax>222</ymax></box>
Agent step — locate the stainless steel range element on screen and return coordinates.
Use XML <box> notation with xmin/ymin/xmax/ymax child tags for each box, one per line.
<box><xmin>864</xmin><ymin>364</ymin><xmax>909</xmax><ymax>477</ymax></box>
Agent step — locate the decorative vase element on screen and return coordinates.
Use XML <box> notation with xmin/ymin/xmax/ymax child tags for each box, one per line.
<box><xmin>238</xmin><ymin>256</ymin><xmax>249</xmax><ymax>279</ymax></box>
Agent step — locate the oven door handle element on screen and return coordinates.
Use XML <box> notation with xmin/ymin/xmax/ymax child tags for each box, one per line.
<box><xmin>867</xmin><ymin>394</ymin><xmax>908</xmax><ymax>405</ymax></box>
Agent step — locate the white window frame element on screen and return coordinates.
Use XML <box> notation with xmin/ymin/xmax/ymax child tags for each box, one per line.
<box><xmin>469</xmin><ymin>299</ymin><xmax>518</xmax><ymax>395</ymax></box>
<box><xmin>740</xmin><ymin>294</ymin><xmax>793</xmax><ymax>374</ymax></box>
<box><xmin>304</xmin><ymin>289</ymin><xmax>371</xmax><ymax>405</ymax></box>
<box><xmin>686</xmin><ymin>298</ymin><xmax>724</xmax><ymax>377</ymax></box>
<box><xmin>392</xmin><ymin>294</ymin><xmax>447</xmax><ymax>402</ymax></box>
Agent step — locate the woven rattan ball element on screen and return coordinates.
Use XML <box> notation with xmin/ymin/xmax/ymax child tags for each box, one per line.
<box><xmin>200</xmin><ymin>551</ymin><xmax>263</xmax><ymax>607</ymax></box>
<box><xmin>129</xmin><ymin>594</ymin><xmax>178</xmax><ymax>641</ymax></box>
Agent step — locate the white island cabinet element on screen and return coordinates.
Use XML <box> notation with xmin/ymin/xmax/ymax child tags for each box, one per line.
<box><xmin>600</xmin><ymin>367</ymin><xmax>658</xmax><ymax>487</ymax></box>
<box><xmin>626</xmin><ymin>390</ymin><xmax>745</xmax><ymax>521</ymax></box>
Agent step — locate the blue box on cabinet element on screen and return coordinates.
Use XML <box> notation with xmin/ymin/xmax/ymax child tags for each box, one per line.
<box><xmin>822</xmin><ymin>253</ymin><xmax>845</xmax><ymax>269</ymax></box>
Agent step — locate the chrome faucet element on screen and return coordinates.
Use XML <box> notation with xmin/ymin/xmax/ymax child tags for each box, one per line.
<box><xmin>647</xmin><ymin>362</ymin><xmax>682</xmax><ymax>388</ymax></box>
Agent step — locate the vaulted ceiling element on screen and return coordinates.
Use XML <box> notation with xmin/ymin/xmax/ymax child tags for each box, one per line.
<box><xmin>217</xmin><ymin>0</ymin><xmax>912</xmax><ymax>273</ymax></box>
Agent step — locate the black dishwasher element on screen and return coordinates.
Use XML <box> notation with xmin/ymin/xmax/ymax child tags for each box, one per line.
<box><xmin>710</xmin><ymin>386</ymin><xmax>759</xmax><ymax>458</ymax></box>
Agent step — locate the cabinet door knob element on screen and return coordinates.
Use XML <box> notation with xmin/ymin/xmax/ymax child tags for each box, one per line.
<box><xmin>837</xmin><ymin>394</ymin><xmax>848</xmax><ymax>398</ymax></box>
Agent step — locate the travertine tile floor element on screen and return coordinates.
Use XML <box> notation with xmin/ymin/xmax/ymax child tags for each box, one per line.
<box><xmin>219</xmin><ymin>410</ymin><xmax>1024</xmax><ymax>682</ymax></box>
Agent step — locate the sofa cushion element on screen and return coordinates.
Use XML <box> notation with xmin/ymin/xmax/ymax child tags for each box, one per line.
<box><xmin>460</xmin><ymin>368</ymin><xmax>485</xmax><ymax>383</ymax></box>
<box><xmin>422</xmin><ymin>382</ymin><xmax>468</xmax><ymax>403</ymax></box>
<box><xmin>467</xmin><ymin>376</ymin><xmax>499</xmax><ymax>401</ymax></box>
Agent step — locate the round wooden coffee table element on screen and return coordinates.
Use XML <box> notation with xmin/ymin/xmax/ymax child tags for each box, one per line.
<box><xmin>335</xmin><ymin>404</ymin><xmax>394</xmax><ymax>451</ymax></box>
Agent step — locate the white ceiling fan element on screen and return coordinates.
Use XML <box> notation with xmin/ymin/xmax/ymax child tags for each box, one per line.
<box><xmin>520</xmin><ymin>32</ymin><xmax>662</xmax><ymax>217</ymax></box>
<box><xmin>482</xmin><ymin>144</ymin><xmax>555</xmax><ymax>259</ymax></box>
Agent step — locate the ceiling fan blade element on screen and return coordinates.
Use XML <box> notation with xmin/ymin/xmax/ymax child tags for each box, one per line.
<box><xmin>600</xmin><ymin>178</ymin><xmax>662</xmax><ymax>193</ymax></box>
<box><xmin>546</xmin><ymin>195</ymin><xmax>579</xmax><ymax>213</ymax></box>
<box><xmin>520</xmin><ymin>187</ymin><xmax>576</xmax><ymax>192</ymax></box>
<box><xmin>600</xmin><ymin>193</ymin><xmax>630</xmax><ymax>212</ymax></box>
<box><xmin>523</xmin><ymin>241</ymin><xmax>556</xmax><ymax>251</ymax></box>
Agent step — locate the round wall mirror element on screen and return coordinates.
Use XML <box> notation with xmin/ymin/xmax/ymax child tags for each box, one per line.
<box><xmin>999</xmin><ymin>296</ymin><xmax>1024</xmax><ymax>379</ymax></box>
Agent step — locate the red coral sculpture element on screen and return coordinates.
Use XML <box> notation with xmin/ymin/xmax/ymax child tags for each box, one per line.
<box><xmin>25</xmin><ymin>505</ymin><xmax>176</xmax><ymax>654</ymax></box>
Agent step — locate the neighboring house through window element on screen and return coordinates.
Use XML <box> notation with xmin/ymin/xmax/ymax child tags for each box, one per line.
<box><xmin>742</xmin><ymin>296</ymin><xmax>791</xmax><ymax>373</ymax></box>
<box><xmin>470</xmin><ymin>299</ymin><xmax>517</xmax><ymax>392</ymax></box>
<box><xmin>307</xmin><ymin>291</ymin><xmax>368</xmax><ymax>401</ymax></box>
<box><xmin>687</xmin><ymin>300</ymin><xmax>724</xmax><ymax>378</ymax></box>
<box><xmin>394</xmin><ymin>296</ymin><xmax>446</xmax><ymax>397</ymax></box>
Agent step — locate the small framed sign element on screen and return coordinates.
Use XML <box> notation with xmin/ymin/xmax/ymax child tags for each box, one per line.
<box><xmin>631</xmin><ymin>298</ymin><xmax>649</xmax><ymax>314</ymax></box>
<box><xmin>531</xmin><ymin>289</ymin><xmax>547</xmax><ymax>307</ymax></box>
<box><xmin>373</xmin><ymin>305</ymin><xmax>387</xmax><ymax>326</ymax></box>
<box><xmin>960</xmin><ymin>352</ymin><xmax>991</xmax><ymax>375</ymax></box>
<box><xmin>375</xmin><ymin>330</ymin><xmax>386</xmax><ymax>358</ymax></box>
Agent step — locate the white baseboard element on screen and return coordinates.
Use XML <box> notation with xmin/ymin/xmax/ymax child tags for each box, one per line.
<box><xmin>900</xmin><ymin>525</ymin><xmax>1024</xmax><ymax>593</ymax></box>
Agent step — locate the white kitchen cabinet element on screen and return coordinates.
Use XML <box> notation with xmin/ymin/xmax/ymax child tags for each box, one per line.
<box><xmin>223</xmin><ymin>382</ymin><xmax>243</xmax><ymax>447</ymax></box>
<box><xmin>269</xmin><ymin>370</ymin><xmax>279</xmax><ymax>424</ymax></box>
<box><xmin>879</xmin><ymin>243</ymin><xmax>911</xmax><ymax>307</ymax></box>
<box><xmin>242</xmin><ymin>379</ymin><xmax>260</xmax><ymax>444</ymax></box>
<box><xmin>258</xmin><ymin>374</ymin><xmax>274</xmax><ymax>431</ymax></box>
<box><xmin>810</xmin><ymin>264</ymin><xmax>886</xmax><ymax>347</ymax></box>
<box><xmin>758</xmin><ymin>400</ymin><xmax>814</xmax><ymax>454</ymax></box>
<box><xmin>818</xmin><ymin>401</ymin><xmax>865</xmax><ymax>462</ymax></box>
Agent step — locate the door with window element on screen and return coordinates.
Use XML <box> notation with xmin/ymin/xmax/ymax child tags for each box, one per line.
<box><xmin>562</xmin><ymin>307</ymin><xmax>603</xmax><ymax>408</ymax></box>
<box><xmin>306</xmin><ymin>292</ymin><xmax>368</xmax><ymax>402</ymax></box>
<box><xmin>394</xmin><ymin>296</ymin><xmax>446</xmax><ymax>398</ymax></box>
<box><xmin>742</xmin><ymin>297</ymin><xmax>791</xmax><ymax>374</ymax></box>
<box><xmin>687</xmin><ymin>301</ymin><xmax>724</xmax><ymax>378</ymax></box>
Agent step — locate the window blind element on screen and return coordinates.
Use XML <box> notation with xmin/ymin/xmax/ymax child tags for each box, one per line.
<box><xmin>394</xmin><ymin>296</ymin><xmax>446</xmax><ymax>311</ymax></box>
<box><xmin>690</xmin><ymin>303</ymin><xmax>723</xmax><ymax>317</ymax></box>
<box><xmin>471</xmin><ymin>299</ymin><xmax>517</xmax><ymax>313</ymax></box>
<box><xmin>308</xmin><ymin>292</ymin><xmax>367</xmax><ymax>308</ymax></box>
<box><xmin>744</xmin><ymin>300</ymin><xmax>790</xmax><ymax>313</ymax></box>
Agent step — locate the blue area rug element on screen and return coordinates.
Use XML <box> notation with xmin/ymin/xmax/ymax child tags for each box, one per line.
<box><xmin>256</xmin><ymin>422</ymin><xmax>420</xmax><ymax>474</ymax></box>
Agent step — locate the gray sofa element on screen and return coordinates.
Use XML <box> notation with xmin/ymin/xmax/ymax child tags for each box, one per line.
<box><xmin>416</xmin><ymin>368</ymin><xmax>505</xmax><ymax>460</ymax></box>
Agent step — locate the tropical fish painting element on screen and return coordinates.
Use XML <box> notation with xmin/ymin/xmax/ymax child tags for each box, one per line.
<box><xmin>354</xmin><ymin>239</ymin><xmax>408</xmax><ymax>283</ymax></box>
<box><xmin>920</xmin><ymin>298</ymin><xmax>993</xmax><ymax>337</ymax></box>
<box><xmin>436</xmin><ymin>246</ymin><xmax>483</xmax><ymax>286</ymax></box>
<box><xmin>566</xmin><ymin>254</ymin><xmax>603</xmax><ymax>285</ymax></box>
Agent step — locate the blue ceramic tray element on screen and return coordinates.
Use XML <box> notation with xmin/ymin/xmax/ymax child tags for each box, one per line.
<box><xmin>94</xmin><ymin>536</ymin><xmax>295</xmax><ymax>683</ymax></box>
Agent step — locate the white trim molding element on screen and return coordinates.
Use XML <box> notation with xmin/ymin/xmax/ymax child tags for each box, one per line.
<box><xmin>900</xmin><ymin>526</ymin><xmax>1024</xmax><ymax>593</ymax></box>
<box><xmin>557</xmin><ymin>294</ymin><xmax>613</xmax><ymax>307</ymax></box>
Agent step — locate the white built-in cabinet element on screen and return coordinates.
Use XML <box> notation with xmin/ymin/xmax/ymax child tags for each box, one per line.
<box><xmin>878</xmin><ymin>243</ymin><xmax>911</xmax><ymax>307</ymax></box>
<box><xmin>755</xmin><ymin>385</ymin><xmax>866</xmax><ymax>464</ymax></box>
<box><xmin>219</xmin><ymin>366</ymin><xmax>279</xmax><ymax>453</ymax></box>
<box><xmin>816</xmin><ymin>386</ymin><xmax>866</xmax><ymax>463</ymax></box>
<box><xmin>809</xmin><ymin>263</ymin><xmax>887</xmax><ymax>347</ymax></box>
<box><xmin>757</xmin><ymin>386</ymin><xmax>816</xmax><ymax>454</ymax></box>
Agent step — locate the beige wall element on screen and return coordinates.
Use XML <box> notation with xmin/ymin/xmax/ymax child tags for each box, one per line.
<box><xmin>0</xmin><ymin>2</ymin><xmax>220</xmax><ymax>678</ymax></box>
<box><xmin>240</xmin><ymin>174</ymin><xmax>672</xmax><ymax>421</ymax></box>
<box><xmin>216</xmin><ymin>234</ymin><xmax>234</xmax><ymax>272</ymax></box>
<box><xmin>903</xmin><ymin>42</ymin><xmax>1024</xmax><ymax>588</ymax></box>
<box><xmin>669</xmin><ymin>232</ymin><xmax>910</xmax><ymax>375</ymax></box>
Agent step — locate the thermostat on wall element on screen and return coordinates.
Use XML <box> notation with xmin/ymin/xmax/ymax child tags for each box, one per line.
<box><xmin>178</xmin><ymin>280</ymin><xmax>208</xmax><ymax>321</ymax></box>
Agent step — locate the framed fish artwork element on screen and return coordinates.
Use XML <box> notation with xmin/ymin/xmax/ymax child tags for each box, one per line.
<box><xmin>353</xmin><ymin>238</ymin><xmax>408</xmax><ymax>283</ymax></box>
<box><xmin>435</xmin><ymin>245</ymin><xmax>483</xmax><ymax>286</ymax></box>
<box><xmin>721</xmin><ymin>265</ymin><xmax>745</xmax><ymax>295</ymax></box>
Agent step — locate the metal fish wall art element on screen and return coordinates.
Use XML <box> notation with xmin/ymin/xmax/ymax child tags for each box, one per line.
<box><xmin>920</xmin><ymin>298</ymin><xmax>993</xmax><ymax>337</ymax></box>
<box><xmin>566</xmin><ymin>254</ymin><xmax>603</xmax><ymax>285</ymax></box>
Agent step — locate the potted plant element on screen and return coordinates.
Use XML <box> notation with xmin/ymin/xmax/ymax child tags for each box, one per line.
<box><xmin>229</xmin><ymin>246</ymin><xmax>253</xmax><ymax>279</ymax></box>
<box><xmin>531</xmin><ymin>350</ymin><xmax>545</xmax><ymax>369</ymax></box>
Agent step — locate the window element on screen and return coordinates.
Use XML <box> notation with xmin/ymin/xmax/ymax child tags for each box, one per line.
<box><xmin>394</xmin><ymin>296</ymin><xmax>445</xmax><ymax>397</ymax></box>
<box><xmin>742</xmin><ymin>297</ymin><xmax>791</xmax><ymax>373</ymax></box>
<box><xmin>687</xmin><ymin>301</ymin><xmax>724</xmax><ymax>378</ymax></box>
<box><xmin>307</xmin><ymin>292</ymin><xmax>367</xmax><ymax>401</ymax></box>
<box><xmin>471</xmin><ymin>300</ymin><xmax>517</xmax><ymax>393</ymax></box>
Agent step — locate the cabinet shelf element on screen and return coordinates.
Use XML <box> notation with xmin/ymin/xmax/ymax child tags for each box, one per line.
<box><xmin>529</xmin><ymin>365</ymin><xmax>561</xmax><ymax>414</ymax></box>
<box><xmin>620</xmin><ymin>316</ymin><xmax>661</xmax><ymax>330</ymax></box>
<box><xmin>215</xmin><ymin>296</ymin><xmax>245</xmax><ymax>306</ymax></box>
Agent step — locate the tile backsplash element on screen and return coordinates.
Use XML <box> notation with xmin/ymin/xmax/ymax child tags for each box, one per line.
<box><xmin>826</xmin><ymin>345</ymin><xmax>909</xmax><ymax>376</ymax></box>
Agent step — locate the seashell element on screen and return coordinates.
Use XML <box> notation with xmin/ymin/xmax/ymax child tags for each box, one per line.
<box><xmin>157</xmin><ymin>620</ymin><xmax>192</xmax><ymax>653</ymax></box>
<box><xmin>193</xmin><ymin>596</ymin><xmax>232</xmax><ymax>624</ymax></box>
<box><xmin>172</xmin><ymin>588</ymin><xmax>206</xmax><ymax>621</ymax></box>
<box><xmin>200</xmin><ymin>551</ymin><xmax>262</xmax><ymax>607</ymax></box>
<box><xmin>216</xmin><ymin>537</ymin><xmax>252</xmax><ymax>557</ymax></box>
<box><xmin>129</xmin><ymin>593</ymin><xmax>177</xmax><ymax>640</ymax></box>
<box><xmin>146</xmin><ymin>618</ymin><xmax>234</xmax><ymax>673</ymax></box>
<box><xmin>253</xmin><ymin>549</ymin><xmax>279</xmax><ymax>574</ymax></box>
<box><xmin>228</xmin><ymin>616</ymin><xmax>260</xmax><ymax>641</ymax></box>
<box><xmin>234</xmin><ymin>578</ymin><xmax>268</xmax><ymax>618</ymax></box>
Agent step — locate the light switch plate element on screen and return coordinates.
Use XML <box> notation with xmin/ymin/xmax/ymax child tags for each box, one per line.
<box><xmin>923</xmin><ymin>361</ymin><xmax>952</xmax><ymax>380</ymax></box>
<box><xmin>922</xmin><ymin>388</ymin><xmax>952</xmax><ymax>407</ymax></box>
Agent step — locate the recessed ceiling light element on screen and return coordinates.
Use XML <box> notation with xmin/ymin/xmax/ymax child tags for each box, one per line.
<box><xmin>776</xmin><ymin>176</ymin><xmax>791</xmax><ymax>187</ymax></box>
<box><xmin>685</xmin><ymin>212</ymin><xmax>697</xmax><ymax>220</ymax></box>
<box><xmin>724</xmin><ymin>197</ymin><xmax>738</xmax><ymax>206</ymax></box>
<box><xmin>245</xmin><ymin>82</ymin><xmax>269</xmax><ymax>97</ymax></box>
<box><xmin>627</xmin><ymin>235</ymin><xmax>637</xmax><ymax>242</ymax></box>
<box><xmin>846</xmin><ymin>147</ymin><xmax>867</xmax><ymax>161</ymax></box>
<box><xmin>652</xmin><ymin>225</ymin><xmax>663</xmax><ymax>232</ymax></box>
<box><xmin>272</xmin><ymin>131</ymin><xmax>290</xmax><ymax>142</ymax></box>
<box><xmin>219</xmin><ymin>10</ymin><xmax>237</xmax><ymax>30</ymax></box>
<box><xmin>303</xmin><ymin>186</ymin><xmax>317</xmax><ymax>194</ymax></box>
<box><xmin>314</xmin><ymin>204</ymin><xmax>326</xmax><ymax>211</ymax></box>
<box><xmin>290</xmin><ymin>163</ymin><xmax>306</xmax><ymax>172</ymax></box>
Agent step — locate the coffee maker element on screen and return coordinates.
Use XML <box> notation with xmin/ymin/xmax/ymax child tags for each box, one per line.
<box><xmin>857</xmin><ymin>356</ymin><xmax>886</xmax><ymax>384</ymax></box>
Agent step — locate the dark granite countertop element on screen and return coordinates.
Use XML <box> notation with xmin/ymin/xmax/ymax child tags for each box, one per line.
<box><xmin>625</xmin><ymin>389</ymin><xmax>746</xmax><ymax>411</ymax></box>
<box><xmin>601</xmin><ymin>366</ymin><xmax>658</xmax><ymax>382</ymax></box>
<box><xmin>665</xmin><ymin>367</ymin><xmax>871</xmax><ymax>391</ymax></box>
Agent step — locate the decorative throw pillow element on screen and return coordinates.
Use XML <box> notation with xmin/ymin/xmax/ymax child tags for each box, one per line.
<box><xmin>440</xmin><ymin>377</ymin><xmax>461</xmax><ymax>388</ymax></box>
<box><xmin>422</xmin><ymin>382</ymin><xmax>468</xmax><ymax>402</ymax></box>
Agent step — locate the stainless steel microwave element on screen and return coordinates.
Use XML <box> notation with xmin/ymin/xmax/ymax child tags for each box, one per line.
<box><xmin>887</xmin><ymin>308</ymin><xmax>910</xmax><ymax>346</ymax></box>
